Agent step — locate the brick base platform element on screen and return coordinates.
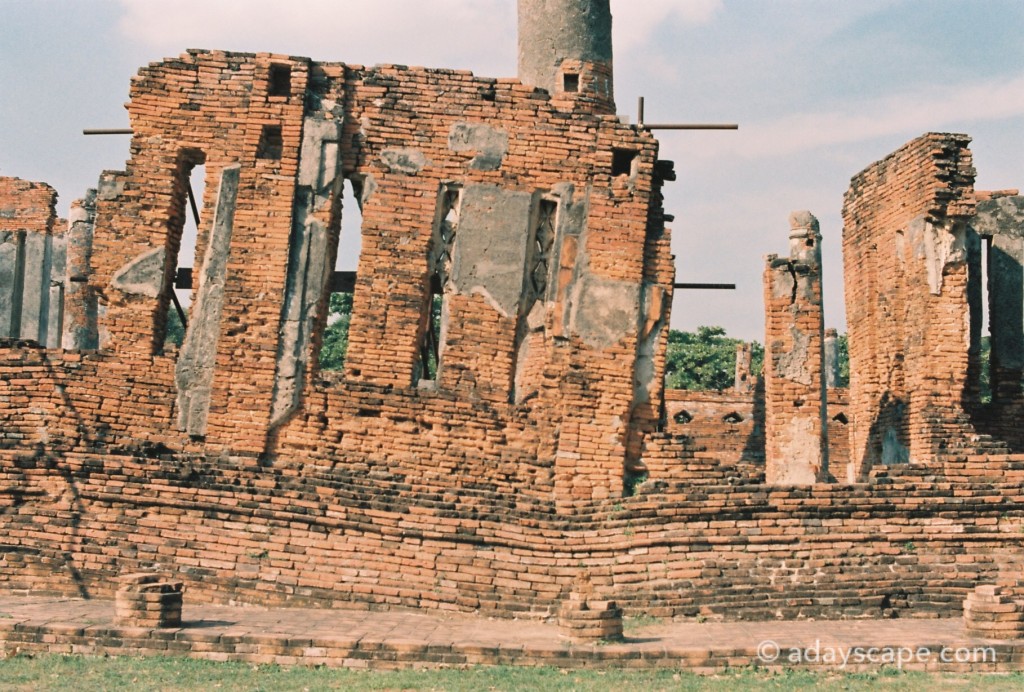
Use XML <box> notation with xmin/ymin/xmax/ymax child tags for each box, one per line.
<box><xmin>1</xmin><ymin>594</ymin><xmax>1023</xmax><ymax>673</ymax></box>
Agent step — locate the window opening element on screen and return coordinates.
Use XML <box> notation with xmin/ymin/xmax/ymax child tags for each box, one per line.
<box><xmin>530</xmin><ymin>200</ymin><xmax>557</xmax><ymax>298</ymax></box>
<box><xmin>257</xmin><ymin>125</ymin><xmax>283</xmax><ymax>160</ymax></box>
<box><xmin>512</xmin><ymin>196</ymin><xmax>558</xmax><ymax>401</ymax></box>
<box><xmin>415</xmin><ymin>185</ymin><xmax>460</xmax><ymax>385</ymax></box>
<box><xmin>563</xmin><ymin>73</ymin><xmax>580</xmax><ymax>93</ymax></box>
<box><xmin>319</xmin><ymin>178</ymin><xmax>363</xmax><ymax>372</ymax></box>
<box><xmin>164</xmin><ymin>156</ymin><xmax>205</xmax><ymax>349</ymax></box>
<box><xmin>268</xmin><ymin>63</ymin><xmax>292</xmax><ymax>97</ymax></box>
<box><xmin>612</xmin><ymin>148</ymin><xmax>638</xmax><ymax>177</ymax></box>
<box><xmin>673</xmin><ymin>410</ymin><xmax>693</xmax><ymax>425</ymax></box>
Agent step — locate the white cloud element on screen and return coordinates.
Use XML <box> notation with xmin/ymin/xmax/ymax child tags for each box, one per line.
<box><xmin>677</xmin><ymin>72</ymin><xmax>1024</xmax><ymax>163</ymax></box>
<box><xmin>116</xmin><ymin>0</ymin><xmax>516</xmax><ymax>75</ymax></box>
<box><xmin>117</xmin><ymin>0</ymin><xmax>722</xmax><ymax>74</ymax></box>
<box><xmin>611</xmin><ymin>0</ymin><xmax>723</xmax><ymax>51</ymax></box>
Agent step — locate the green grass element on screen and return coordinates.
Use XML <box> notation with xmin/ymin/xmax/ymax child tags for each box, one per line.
<box><xmin>1</xmin><ymin>655</ymin><xmax>1023</xmax><ymax>691</ymax></box>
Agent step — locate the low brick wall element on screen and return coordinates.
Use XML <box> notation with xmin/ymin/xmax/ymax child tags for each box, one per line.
<box><xmin>3</xmin><ymin>439</ymin><xmax>1024</xmax><ymax>620</ymax></box>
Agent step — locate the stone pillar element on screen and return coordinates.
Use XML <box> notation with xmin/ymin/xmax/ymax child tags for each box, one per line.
<box><xmin>18</xmin><ymin>231</ymin><xmax>52</xmax><ymax>343</ymax></box>
<box><xmin>63</xmin><ymin>190</ymin><xmax>98</xmax><ymax>350</ymax></box>
<box><xmin>733</xmin><ymin>342</ymin><xmax>753</xmax><ymax>393</ymax></box>
<box><xmin>0</xmin><ymin>230</ymin><xmax>24</xmax><ymax>338</ymax></box>
<box><xmin>517</xmin><ymin>0</ymin><xmax>614</xmax><ymax>111</ymax></box>
<box><xmin>763</xmin><ymin>211</ymin><xmax>828</xmax><ymax>485</ymax></box>
<box><xmin>824</xmin><ymin>328</ymin><xmax>841</xmax><ymax>389</ymax></box>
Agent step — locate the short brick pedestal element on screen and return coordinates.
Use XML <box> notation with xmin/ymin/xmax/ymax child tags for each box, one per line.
<box><xmin>963</xmin><ymin>584</ymin><xmax>1024</xmax><ymax>639</ymax></box>
<box><xmin>114</xmin><ymin>573</ymin><xmax>184</xmax><ymax>628</ymax></box>
<box><xmin>558</xmin><ymin>574</ymin><xmax>623</xmax><ymax>642</ymax></box>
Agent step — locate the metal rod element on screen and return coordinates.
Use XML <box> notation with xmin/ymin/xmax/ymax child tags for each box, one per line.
<box><xmin>187</xmin><ymin>181</ymin><xmax>201</xmax><ymax>227</ymax></box>
<box><xmin>169</xmin><ymin>288</ymin><xmax>188</xmax><ymax>331</ymax></box>
<box><xmin>637</xmin><ymin>96</ymin><xmax>645</xmax><ymax>126</ymax></box>
<box><xmin>175</xmin><ymin>268</ymin><xmax>193</xmax><ymax>290</ymax></box>
<box><xmin>82</xmin><ymin>128</ymin><xmax>133</xmax><ymax>135</ymax></box>
<box><xmin>642</xmin><ymin>124</ymin><xmax>738</xmax><ymax>131</ymax></box>
<box><xmin>673</xmin><ymin>283</ymin><xmax>736</xmax><ymax>290</ymax></box>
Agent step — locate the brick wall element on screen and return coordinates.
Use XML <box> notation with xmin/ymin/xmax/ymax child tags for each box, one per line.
<box><xmin>842</xmin><ymin>133</ymin><xmax>978</xmax><ymax>479</ymax></box>
<box><xmin>1</xmin><ymin>353</ymin><xmax>1021</xmax><ymax>620</ymax></box>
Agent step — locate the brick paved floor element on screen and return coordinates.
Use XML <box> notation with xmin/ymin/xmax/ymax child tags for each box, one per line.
<box><xmin>1</xmin><ymin>594</ymin><xmax>1022</xmax><ymax>672</ymax></box>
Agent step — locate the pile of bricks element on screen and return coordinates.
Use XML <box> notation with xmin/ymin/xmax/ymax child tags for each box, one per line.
<box><xmin>114</xmin><ymin>573</ymin><xmax>183</xmax><ymax>628</ymax></box>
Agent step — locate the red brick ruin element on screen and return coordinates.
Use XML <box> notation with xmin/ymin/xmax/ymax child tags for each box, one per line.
<box><xmin>2</xmin><ymin>1</ymin><xmax>1022</xmax><ymax>626</ymax></box>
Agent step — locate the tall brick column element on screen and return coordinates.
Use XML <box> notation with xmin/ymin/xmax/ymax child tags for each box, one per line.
<box><xmin>763</xmin><ymin>211</ymin><xmax>828</xmax><ymax>485</ymax></box>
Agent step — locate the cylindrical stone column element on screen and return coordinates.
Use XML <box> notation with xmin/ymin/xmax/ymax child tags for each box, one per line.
<box><xmin>518</xmin><ymin>0</ymin><xmax>614</xmax><ymax>111</ymax></box>
<box><xmin>63</xmin><ymin>189</ymin><xmax>98</xmax><ymax>350</ymax></box>
<box><xmin>824</xmin><ymin>328</ymin><xmax>840</xmax><ymax>389</ymax></box>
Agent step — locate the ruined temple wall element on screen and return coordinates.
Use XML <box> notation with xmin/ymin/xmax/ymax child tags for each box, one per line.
<box><xmin>0</xmin><ymin>178</ymin><xmax>56</xmax><ymax>235</ymax></box>
<box><xmin>0</xmin><ymin>177</ymin><xmax>63</xmax><ymax>347</ymax></box>
<box><xmin>842</xmin><ymin>133</ymin><xmax>976</xmax><ymax>479</ymax></box>
<box><xmin>308</xmin><ymin>63</ymin><xmax>664</xmax><ymax>504</ymax></box>
<box><xmin>1</xmin><ymin>50</ymin><xmax>672</xmax><ymax>505</ymax></box>
<box><xmin>971</xmin><ymin>192</ymin><xmax>1024</xmax><ymax>451</ymax></box>
<box><xmin>88</xmin><ymin>51</ymin><xmax>332</xmax><ymax>453</ymax></box>
<box><xmin>651</xmin><ymin>387</ymin><xmax>848</xmax><ymax>480</ymax></box>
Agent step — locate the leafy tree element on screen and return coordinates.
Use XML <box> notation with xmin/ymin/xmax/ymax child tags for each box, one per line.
<box><xmin>319</xmin><ymin>292</ymin><xmax>353</xmax><ymax>371</ymax></box>
<box><xmin>835</xmin><ymin>333</ymin><xmax>849</xmax><ymax>388</ymax></box>
<box><xmin>165</xmin><ymin>301</ymin><xmax>186</xmax><ymax>347</ymax></box>
<box><xmin>979</xmin><ymin>335</ymin><xmax>991</xmax><ymax>403</ymax></box>
<box><xmin>664</xmin><ymin>326</ymin><xmax>763</xmax><ymax>391</ymax></box>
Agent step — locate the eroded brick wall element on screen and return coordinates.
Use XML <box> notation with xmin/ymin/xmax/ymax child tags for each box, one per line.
<box><xmin>1</xmin><ymin>384</ymin><xmax>1021</xmax><ymax>621</ymax></box>
<box><xmin>3</xmin><ymin>50</ymin><xmax>672</xmax><ymax>512</ymax></box>
<box><xmin>842</xmin><ymin>133</ymin><xmax>977</xmax><ymax>479</ymax></box>
<box><xmin>0</xmin><ymin>177</ymin><xmax>63</xmax><ymax>346</ymax></box>
<box><xmin>763</xmin><ymin>211</ymin><xmax>828</xmax><ymax>484</ymax></box>
<box><xmin>3</xmin><ymin>42</ymin><xmax>1021</xmax><ymax>625</ymax></box>
<box><xmin>970</xmin><ymin>190</ymin><xmax>1024</xmax><ymax>451</ymax></box>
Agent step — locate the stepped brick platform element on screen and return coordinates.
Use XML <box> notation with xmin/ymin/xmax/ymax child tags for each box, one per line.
<box><xmin>1</xmin><ymin>594</ymin><xmax>1022</xmax><ymax>673</ymax></box>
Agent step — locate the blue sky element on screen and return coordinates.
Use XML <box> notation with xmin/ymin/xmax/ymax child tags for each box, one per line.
<box><xmin>2</xmin><ymin>0</ymin><xmax>1022</xmax><ymax>340</ymax></box>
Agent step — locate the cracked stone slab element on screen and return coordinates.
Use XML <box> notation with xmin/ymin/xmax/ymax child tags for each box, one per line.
<box><xmin>111</xmin><ymin>247</ymin><xmax>166</xmax><ymax>298</ymax></box>
<box><xmin>380</xmin><ymin>148</ymin><xmax>428</xmax><ymax>175</ymax></box>
<box><xmin>448</xmin><ymin>122</ymin><xmax>508</xmax><ymax>171</ymax></box>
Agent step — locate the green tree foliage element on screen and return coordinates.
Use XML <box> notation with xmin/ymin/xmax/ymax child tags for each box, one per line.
<box><xmin>979</xmin><ymin>335</ymin><xmax>991</xmax><ymax>403</ymax></box>
<box><xmin>664</xmin><ymin>326</ymin><xmax>764</xmax><ymax>391</ymax></box>
<box><xmin>319</xmin><ymin>292</ymin><xmax>353</xmax><ymax>371</ymax></box>
<box><xmin>165</xmin><ymin>302</ymin><xmax>186</xmax><ymax>347</ymax></box>
<box><xmin>836</xmin><ymin>333</ymin><xmax>849</xmax><ymax>388</ymax></box>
